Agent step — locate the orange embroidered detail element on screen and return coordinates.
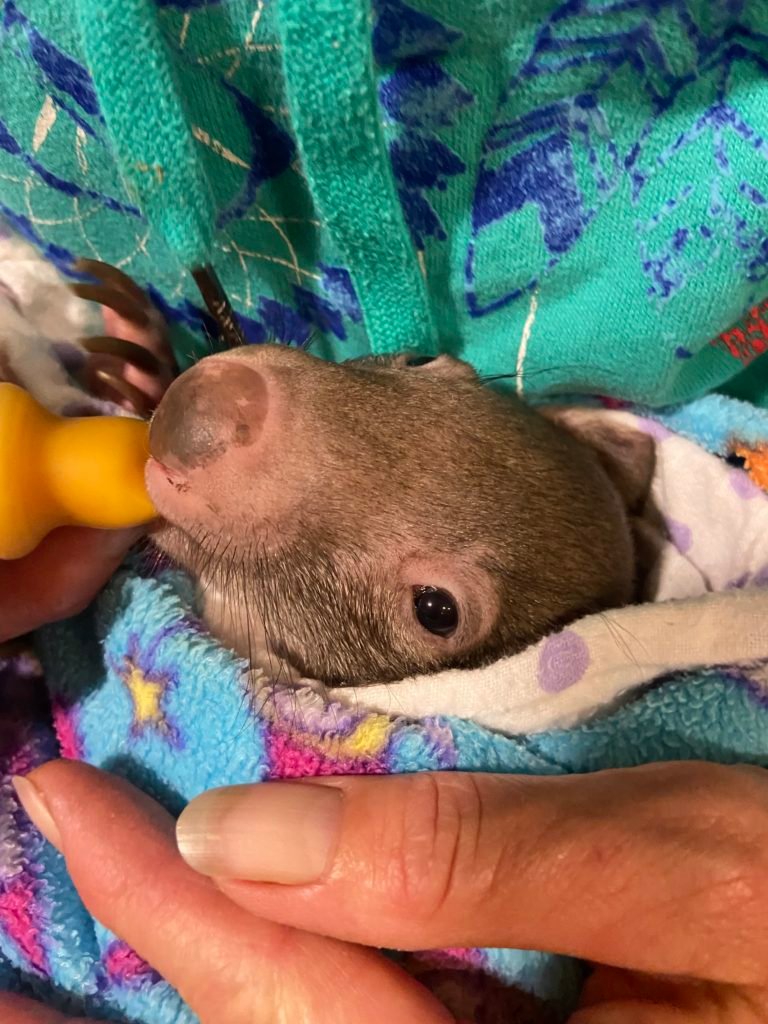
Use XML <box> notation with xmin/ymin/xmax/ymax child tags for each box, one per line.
<box><xmin>735</xmin><ymin>444</ymin><xmax>768</xmax><ymax>492</ymax></box>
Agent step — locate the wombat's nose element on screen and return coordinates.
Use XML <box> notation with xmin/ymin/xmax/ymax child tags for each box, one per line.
<box><xmin>149</xmin><ymin>357</ymin><xmax>268</xmax><ymax>470</ymax></box>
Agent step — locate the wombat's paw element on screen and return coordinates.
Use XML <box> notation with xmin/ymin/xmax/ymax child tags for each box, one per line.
<box><xmin>69</xmin><ymin>259</ymin><xmax>177</xmax><ymax>417</ymax></box>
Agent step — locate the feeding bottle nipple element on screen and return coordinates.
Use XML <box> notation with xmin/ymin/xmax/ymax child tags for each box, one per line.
<box><xmin>0</xmin><ymin>382</ymin><xmax>156</xmax><ymax>560</ymax></box>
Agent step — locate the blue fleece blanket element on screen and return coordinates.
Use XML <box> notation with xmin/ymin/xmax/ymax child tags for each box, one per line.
<box><xmin>1</xmin><ymin>391</ymin><xmax>768</xmax><ymax>1024</ymax></box>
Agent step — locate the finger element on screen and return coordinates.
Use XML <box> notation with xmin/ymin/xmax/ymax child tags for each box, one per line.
<box><xmin>68</xmin><ymin>284</ymin><xmax>150</xmax><ymax>328</ymax></box>
<box><xmin>80</xmin><ymin>337</ymin><xmax>163</xmax><ymax>375</ymax></box>
<box><xmin>176</xmin><ymin>764</ymin><xmax>768</xmax><ymax>986</ymax></box>
<box><xmin>72</xmin><ymin>261</ymin><xmax>176</xmax><ymax>415</ymax></box>
<box><xmin>0</xmin><ymin>527</ymin><xmax>143</xmax><ymax>640</ymax></box>
<box><xmin>73</xmin><ymin>260</ymin><xmax>151</xmax><ymax>309</ymax></box>
<box><xmin>78</xmin><ymin>358</ymin><xmax>157</xmax><ymax>418</ymax></box>
<box><xmin>97</xmin><ymin>305</ymin><xmax>172</xmax><ymax>370</ymax></box>
<box><xmin>13</xmin><ymin>762</ymin><xmax>452</xmax><ymax>1024</ymax></box>
<box><xmin>572</xmin><ymin>966</ymin><xmax>767</xmax><ymax>1024</ymax></box>
<box><xmin>79</xmin><ymin>329</ymin><xmax>174</xmax><ymax>414</ymax></box>
<box><xmin>0</xmin><ymin>992</ymin><xmax>99</xmax><ymax>1022</ymax></box>
<box><xmin>85</xmin><ymin>300</ymin><xmax>175</xmax><ymax>413</ymax></box>
<box><xmin>571</xmin><ymin>1005</ymin><xmax>725</xmax><ymax>1024</ymax></box>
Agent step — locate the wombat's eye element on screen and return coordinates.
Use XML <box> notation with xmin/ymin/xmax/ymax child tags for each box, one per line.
<box><xmin>405</xmin><ymin>355</ymin><xmax>436</xmax><ymax>367</ymax></box>
<box><xmin>413</xmin><ymin>586</ymin><xmax>458</xmax><ymax>637</ymax></box>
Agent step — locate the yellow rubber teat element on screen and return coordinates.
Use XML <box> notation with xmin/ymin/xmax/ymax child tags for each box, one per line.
<box><xmin>0</xmin><ymin>382</ymin><xmax>156</xmax><ymax>560</ymax></box>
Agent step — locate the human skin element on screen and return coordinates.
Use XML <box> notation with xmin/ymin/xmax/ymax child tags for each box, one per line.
<box><xmin>6</xmin><ymin>759</ymin><xmax>768</xmax><ymax>1023</ymax></box>
<box><xmin>0</xmin><ymin>294</ymin><xmax>169</xmax><ymax>643</ymax></box>
<box><xmin>0</xmin><ymin>525</ymin><xmax>143</xmax><ymax>642</ymax></box>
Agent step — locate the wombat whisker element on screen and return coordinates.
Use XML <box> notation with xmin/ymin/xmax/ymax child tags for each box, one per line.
<box><xmin>252</xmin><ymin>540</ymin><xmax>292</xmax><ymax>694</ymax></box>
<box><xmin>302</xmin><ymin>328</ymin><xmax>320</xmax><ymax>353</ymax></box>
<box><xmin>598</xmin><ymin>612</ymin><xmax>638</xmax><ymax>667</ymax></box>
<box><xmin>477</xmin><ymin>361</ymin><xmax>618</xmax><ymax>386</ymax></box>
<box><xmin>600</xmin><ymin>612</ymin><xmax>642</xmax><ymax>667</ymax></box>
<box><xmin>194</xmin><ymin>319</ymin><xmax>222</xmax><ymax>358</ymax></box>
<box><xmin>141</xmin><ymin>538</ymin><xmax>164</xmax><ymax>576</ymax></box>
<box><xmin>249</xmin><ymin>683</ymin><xmax>270</xmax><ymax>727</ymax></box>
<box><xmin>250</xmin><ymin>528</ymin><xmax>293</xmax><ymax>689</ymax></box>
<box><xmin>256</xmin><ymin>562</ymin><xmax>278</xmax><ymax>683</ymax></box>
<box><xmin>610</xmin><ymin>615</ymin><xmax>645</xmax><ymax>657</ymax></box>
<box><xmin>241</xmin><ymin>566</ymin><xmax>256</xmax><ymax>686</ymax></box>
<box><xmin>194</xmin><ymin>536</ymin><xmax>221</xmax><ymax>593</ymax></box>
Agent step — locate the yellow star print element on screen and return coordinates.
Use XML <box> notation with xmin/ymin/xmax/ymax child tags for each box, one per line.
<box><xmin>124</xmin><ymin>664</ymin><xmax>166</xmax><ymax>729</ymax></box>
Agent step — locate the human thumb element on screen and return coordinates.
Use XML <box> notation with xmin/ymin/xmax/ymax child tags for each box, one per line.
<box><xmin>176</xmin><ymin>764</ymin><xmax>768</xmax><ymax>986</ymax></box>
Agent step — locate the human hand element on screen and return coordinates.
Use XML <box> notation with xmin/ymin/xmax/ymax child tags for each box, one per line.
<box><xmin>6</xmin><ymin>760</ymin><xmax>768</xmax><ymax>1023</ymax></box>
<box><xmin>173</xmin><ymin>760</ymin><xmax>768</xmax><ymax>1022</ymax></box>
<box><xmin>0</xmin><ymin>525</ymin><xmax>144</xmax><ymax>641</ymax></box>
<box><xmin>0</xmin><ymin>261</ymin><xmax>174</xmax><ymax>642</ymax></box>
<box><xmin>0</xmin><ymin>347</ymin><xmax>140</xmax><ymax>642</ymax></box>
<box><xmin>4</xmin><ymin>761</ymin><xmax>451</xmax><ymax>1024</ymax></box>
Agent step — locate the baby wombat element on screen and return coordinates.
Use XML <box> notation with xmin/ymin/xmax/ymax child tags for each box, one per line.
<box><xmin>146</xmin><ymin>346</ymin><xmax>654</xmax><ymax>686</ymax></box>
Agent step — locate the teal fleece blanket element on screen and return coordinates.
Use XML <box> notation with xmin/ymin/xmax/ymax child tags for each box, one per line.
<box><xmin>0</xmin><ymin>0</ymin><xmax>767</xmax><ymax>403</ymax></box>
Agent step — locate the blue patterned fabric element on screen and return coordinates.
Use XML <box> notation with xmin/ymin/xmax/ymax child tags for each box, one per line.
<box><xmin>0</xmin><ymin>394</ymin><xmax>767</xmax><ymax>1022</ymax></box>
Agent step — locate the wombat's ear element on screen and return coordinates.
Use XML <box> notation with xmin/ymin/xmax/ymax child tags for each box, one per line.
<box><xmin>540</xmin><ymin>406</ymin><xmax>655</xmax><ymax>513</ymax></box>
<box><xmin>347</xmin><ymin>352</ymin><xmax>479</xmax><ymax>381</ymax></box>
<box><xmin>404</xmin><ymin>353</ymin><xmax>478</xmax><ymax>381</ymax></box>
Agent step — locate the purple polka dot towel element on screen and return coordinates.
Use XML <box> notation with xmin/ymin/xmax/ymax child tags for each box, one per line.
<box><xmin>344</xmin><ymin>409</ymin><xmax>768</xmax><ymax>735</ymax></box>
